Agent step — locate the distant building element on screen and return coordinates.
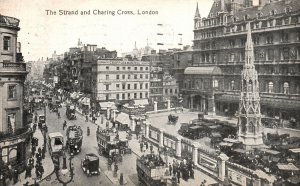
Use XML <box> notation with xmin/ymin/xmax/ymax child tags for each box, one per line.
<box><xmin>91</xmin><ymin>59</ymin><xmax>150</xmax><ymax>108</ymax></box>
<box><xmin>0</xmin><ymin>14</ymin><xmax>30</xmax><ymax>171</ymax></box>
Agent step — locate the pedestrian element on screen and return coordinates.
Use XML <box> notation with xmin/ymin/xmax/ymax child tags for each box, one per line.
<box><xmin>12</xmin><ymin>168</ymin><xmax>19</xmax><ymax>185</ymax></box>
<box><xmin>176</xmin><ymin>169</ymin><xmax>181</xmax><ymax>184</ymax></box>
<box><xmin>63</xmin><ymin>120</ymin><xmax>67</xmax><ymax>130</ymax></box>
<box><xmin>87</xmin><ymin>127</ymin><xmax>90</xmax><ymax>136</ymax></box>
<box><xmin>150</xmin><ymin>143</ymin><xmax>153</xmax><ymax>153</ymax></box>
<box><xmin>145</xmin><ymin>141</ymin><xmax>148</xmax><ymax>150</ymax></box>
<box><xmin>85</xmin><ymin>115</ymin><xmax>88</xmax><ymax>122</ymax></box>
<box><xmin>33</xmin><ymin>123</ymin><xmax>37</xmax><ymax>132</ymax></box>
<box><xmin>25</xmin><ymin>165</ymin><xmax>32</xmax><ymax>179</ymax></box>
<box><xmin>106</xmin><ymin>121</ymin><xmax>109</xmax><ymax>128</ymax></box>
<box><xmin>31</xmin><ymin>146</ymin><xmax>36</xmax><ymax>156</ymax></box>
<box><xmin>41</xmin><ymin>147</ymin><xmax>45</xmax><ymax>159</ymax></box>
<box><xmin>200</xmin><ymin>179</ymin><xmax>207</xmax><ymax>186</ymax></box>
<box><xmin>39</xmin><ymin>165</ymin><xmax>44</xmax><ymax>179</ymax></box>
<box><xmin>140</xmin><ymin>142</ymin><xmax>143</xmax><ymax>152</ymax></box>
<box><xmin>190</xmin><ymin>168</ymin><xmax>194</xmax><ymax>179</ymax></box>
<box><xmin>57</xmin><ymin>112</ymin><xmax>60</xmax><ymax>119</ymax></box>
<box><xmin>169</xmin><ymin>163</ymin><xmax>173</xmax><ymax>176</ymax></box>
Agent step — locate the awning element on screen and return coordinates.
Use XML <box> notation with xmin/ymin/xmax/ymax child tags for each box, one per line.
<box><xmin>115</xmin><ymin>112</ymin><xmax>131</xmax><ymax>125</ymax></box>
<box><xmin>277</xmin><ymin>163</ymin><xmax>299</xmax><ymax>171</ymax></box>
<box><xmin>253</xmin><ymin>169</ymin><xmax>277</xmax><ymax>183</ymax></box>
<box><xmin>99</xmin><ymin>102</ymin><xmax>115</xmax><ymax>109</ymax></box>
<box><xmin>134</xmin><ymin>99</ymin><xmax>149</xmax><ymax>106</ymax></box>
<box><xmin>219</xmin><ymin>142</ymin><xmax>233</xmax><ymax>147</ymax></box>
<box><xmin>289</xmin><ymin>148</ymin><xmax>300</xmax><ymax>154</ymax></box>
<box><xmin>184</xmin><ymin>66</ymin><xmax>222</xmax><ymax>75</ymax></box>
<box><xmin>258</xmin><ymin>148</ymin><xmax>281</xmax><ymax>155</ymax></box>
<box><xmin>223</xmin><ymin>138</ymin><xmax>238</xmax><ymax>143</ymax></box>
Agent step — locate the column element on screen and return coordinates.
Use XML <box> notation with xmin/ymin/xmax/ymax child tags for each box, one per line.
<box><xmin>145</xmin><ymin>122</ymin><xmax>150</xmax><ymax>139</ymax></box>
<box><xmin>112</xmin><ymin>110</ymin><xmax>116</xmax><ymax>122</ymax></box>
<box><xmin>131</xmin><ymin>116</ymin><xmax>136</xmax><ymax>132</ymax></box>
<box><xmin>190</xmin><ymin>95</ymin><xmax>194</xmax><ymax>109</ymax></box>
<box><xmin>154</xmin><ymin>101</ymin><xmax>157</xmax><ymax>112</ymax></box>
<box><xmin>159</xmin><ymin>129</ymin><xmax>164</xmax><ymax>147</ymax></box>
<box><xmin>208</xmin><ymin>95</ymin><xmax>216</xmax><ymax>116</ymax></box>
<box><xmin>218</xmin><ymin>153</ymin><xmax>229</xmax><ymax>182</ymax></box>
<box><xmin>192</xmin><ymin>142</ymin><xmax>199</xmax><ymax>165</ymax></box>
<box><xmin>176</xmin><ymin>136</ymin><xmax>182</xmax><ymax>158</ymax></box>
<box><xmin>167</xmin><ymin>100</ymin><xmax>171</xmax><ymax>111</ymax></box>
<box><xmin>106</xmin><ymin>107</ymin><xmax>110</xmax><ymax>119</ymax></box>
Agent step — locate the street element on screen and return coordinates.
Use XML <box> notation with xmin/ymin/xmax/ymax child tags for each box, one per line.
<box><xmin>36</xmin><ymin>105</ymin><xmax>138</xmax><ymax>186</ymax></box>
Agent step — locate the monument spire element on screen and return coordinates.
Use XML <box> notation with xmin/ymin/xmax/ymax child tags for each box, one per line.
<box><xmin>237</xmin><ymin>22</ymin><xmax>263</xmax><ymax>150</ymax></box>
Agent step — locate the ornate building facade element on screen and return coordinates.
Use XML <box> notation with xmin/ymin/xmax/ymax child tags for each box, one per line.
<box><xmin>184</xmin><ymin>0</ymin><xmax>300</xmax><ymax>123</ymax></box>
<box><xmin>0</xmin><ymin>15</ymin><xmax>31</xmax><ymax>171</ymax></box>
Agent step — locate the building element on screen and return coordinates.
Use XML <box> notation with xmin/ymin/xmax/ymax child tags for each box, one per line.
<box><xmin>91</xmin><ymin>59</ymin><xmax>150</xmax><ymax>109</ymax></box>
<box><xmin>185</xmin><ymin>0</ymin><xmax>300</xmax><ymax>123</ymax></box>
<box><xmin>0</xmin><ymin>14</ymin><xmax>31</xmax><ymax>171</ymax></box>
<box><xmin>162</xmin><ymin>72</ymin><xmax>179</xmax><ymax>101</ymax></box>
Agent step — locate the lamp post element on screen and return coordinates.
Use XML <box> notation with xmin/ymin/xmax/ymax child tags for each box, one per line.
<box><xmin>54</xmin><ymin>152</ymin><xmax>74</xmax><ymax>186</ymax></box>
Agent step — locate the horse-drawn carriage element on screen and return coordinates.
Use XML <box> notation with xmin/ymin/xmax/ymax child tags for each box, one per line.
<box><xmin>168</xmin><ymin>114</ymin><xmax>178</xmax><ymax>124</ymax></box>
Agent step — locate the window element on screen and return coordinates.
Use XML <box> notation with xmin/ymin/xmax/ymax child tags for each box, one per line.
<box><xmin>106</xmin><ymin>66</ymin><xmax>109</xmax><ymax>70</ymax></box>
<box><xmin>3</xmin><ymin>36</ymin><xmax>11</xmax><ymax>51</ymax></box>
<box><xmin>122</xmin><ymin>67</ymin><xmax>126</xmax><ymax>70</ymax></box>
<box><xmin>134</xmin><ymin>67</ymin><xmax>137</xmax><ymax>70</ymax></box>
<box><xmin>134</xmin><ymin>84</ymin><xmax>137</xmax><ymax>89</ymax></box>
<box><xmin>229</xmin><ymin>39</ymin><xmax>235</xmax><ymax>47</ymax></box>
<box><xmin>266</xmin><ymin>35</ymin><xmax>273</xmax><ymax>44</ymax></box>
<box><xmin>128</xmin><ymin>74</ymin><xmax>130</xmax><ymax>79</ymax></box>
<box><xmin>122</xmin><ymin>93</ymin><xmax>125</xmax><ymax>99</ymax></box>
<box><xmin>128</xmin><ymin>67</ymin><xmax>131</xmax><ymax>70</ymax></box>
<box><xmin>140</xmin><ymin>93</ymin><xmax>143</xmax><ymax>98</ymax></box>
<box><xmin>116</xmin><ymin>75</ymin><xmax>120</xmax><ymax>79</ymax></box>
<box><xmin>116</xmin><ymin>84</ymin><xmax>120</xmax><ymax>89</ymax></box>
<box><xmin>122</xmin><ymin>84</ymin><xmax>126</xmax><ymax>90</ymax></box>
<box><xmin>106</xmin><ymin>75</ymin><xmax>109</xmax><ymax>80</ymax></box>
<box><xmin>268</xmin><ymin>82</ymin><xmax>274</xmax><ymax>93</ymax></box>
<box><xmin>165</xmin><ymin>89</ymin><xmax>168</xmax><ymax>94</ymax></box>
<box><xmin>8</xmin><ymin>85</ymin><xmax>17</xmax><ymax>99</ymax></box>
<box><xmin>257</xmin><ymin>12</ymin><xmax>263</xmax><ymax>18</ymax></box>
<box><xmin>231</xmin><ymin>80</ymin><xmax>235</xmax><ymax>90</ymax></box>
<box><xmin>7</xmin><ymin>113</ymin><xmax>16</xmax><ymax>133</ymax></box>
<box><xmin>170</xmin><ymin>89</ymin><xmax>173</xmax><ymax>94</ymax></box>
<box><xmin>175</xmin><ymin>89</ymin><xmax>177</xmax><ymax>94</ymax></box>
<box><xmin>127</xmin><ymin>93</ymin><xmax>131</xmax><ymax>99</ymax></box>
<box><xmin>145</xmin><ymin>92</ymin><xmax>148</xmax><ymax>98</ymax></box>
<box><xmin>117</xmin><ymin>67</ymin><xmax>120</xmax><ymax>70</ymax></box>
<box><xmin>283</xmin><ymin>48</ymin><xmax>290</xmax><ymax>60</ymax></box>
<box><xmin>140</xmin><ymin>67</ymin><xmax>143</xmax><ymax>71</ymax></box>
<box><xmin>134</xmin><ymin>75</ymin><xmax>137</xmax><ymax>79</ymax></box>
<box><xmin>145</xmin><ymin>83</ymin><xmax>148</xmax><ymax>89</ymax></box>
<box><xmin>270</xmin><ymin>10</ymin><xmax>276</xmax><ymax>16</ymax></box>
<box><xmin>140</xmin><ymin>74</ymin><xmax>143</xmax><ymax>79</ymax></box>
<box><xmin>213</xmin><ymin>80</ymin><xmax>219</xmax><ymax>88</ymax></box>
<box><xmin>145</xmin><ymin>74</ymin><xmax>148</xmax><ymax>79</ymax></box>
<box><xmin>283</xmin><ymin>82</ymin><xmax>289</xmax><ymax>94</ymax></box>
<box><xmin>127</xmin><ymin>84</ymin><xmax>130</xmax><ymax>89</ymax></box>
<box><xmin>116</xmin><ymin>94</ymin><xmax>119</xmax><ymax>100</ymax></box>
<box><xmin>145</xmin><ymin>67</ymin><xmax>149</xmax><ymax>70</ymax></box>
<box><xmin>140</xmin><ymin>83</ymin><xmax>143</xmax><ymax>89</ymax></box>
<box><xmin>281</xmin><ymin>32</ymin><xmax>289</xmax><ymax>42</ymax></box>
<box><xmin>285</xmin><ymin>7</ymin><xmax>291</xmax><ymax>14</ymax></box>
<box><xmin>253</xmin><ymin>37</ymin><xmax>259</xmax><ymax>45</ymax></box>
<box><xmin>106</xmin><ymin>85</ymin><xmax>109</xmax><ymax>90</ymax></box>
<box><xmin>268</xmin><ymin>49</ymin><xmax>274</xmax><ymax>61</ymax></box>
<box><xmin>122</xmin><ymin>75</ymin><xmax>125</xmax><ymax>79</ymax></box>
<box><xmin>134</xmin><ymin>93</ymin><xmax>137</xmax><ymax>99</ymax></box>
<box><xmin>106</xmin><ymin>94</ymin><xmax>109</xmax><ymax>101</ymax></box>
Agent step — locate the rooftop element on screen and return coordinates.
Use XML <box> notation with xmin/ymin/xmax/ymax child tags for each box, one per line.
<box><xmin>0</xmin><ymin>14</ymin><xmax>20</xmax><ymax>30</ymax></box>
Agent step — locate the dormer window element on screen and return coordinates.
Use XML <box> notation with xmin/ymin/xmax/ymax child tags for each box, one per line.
<box><xmin>257</xmin><ymin>12</ymin><xmax>263</xmax><ymax>18</ymax></box>
<box><xmin>285</xmin><ymin>7</ymin><xmax>291</xmax><ymax>14</ymax></box>
<box><xmin>233</xmin><ymin>17</ymin><xmax>238</xmax><ymax>22</ymax></box>
<box><xmin>210</xmin><ymin>13</ymin><xmax>214</xmax><ymax>17</ymax></box>
<box><xmin>244</xmin><ymin>14</ymin><xmax>249</xmax><ymax>20</ymax></box>
<box><xmin>270</xmin><ymin>10</ymin><xmax>276</xmax><ymax>16</ymax></box>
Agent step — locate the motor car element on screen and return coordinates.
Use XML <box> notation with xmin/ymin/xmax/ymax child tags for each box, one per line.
<box><xmin>81</xmin><ymin>153</ymin><xmax>101</xmax><ymax>176</ymax></box>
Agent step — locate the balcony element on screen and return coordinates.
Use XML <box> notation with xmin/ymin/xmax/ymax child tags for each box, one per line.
<box><xmin>0</xmin><ymin>127</ymin><xmax>31</xmax><ymax>142</ymax></box>
<box><xmin>0</xmin><ymin>62</ymin><xmax>27</xmax><ymax>74</ymax></box>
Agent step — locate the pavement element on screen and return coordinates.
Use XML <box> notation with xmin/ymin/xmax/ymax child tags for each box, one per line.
<box><xmin>17</xmin><ymin>123</ymin><xmax>55</xmax><ymax>186</ymax></box>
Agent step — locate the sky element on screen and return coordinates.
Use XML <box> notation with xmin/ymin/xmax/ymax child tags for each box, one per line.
<box><xmin>0</xmin><ymin>0</ymin><xmax>259</xmax><ymax>61</ymax></box>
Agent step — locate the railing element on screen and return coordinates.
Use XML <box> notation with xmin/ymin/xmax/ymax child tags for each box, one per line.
<box><xmin>0</xmin><ymin>127</ymin><xmax>31</xmax><ymax>141</ymax></box>
<box><xmin>0</xmin><ymin>62</ymin><xmax>26</xmax><ymax>72</ymax></box>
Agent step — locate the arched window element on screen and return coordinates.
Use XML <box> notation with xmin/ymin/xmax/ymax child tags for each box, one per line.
<box><xmin>283</xmin><ymin>82</ymin><xmax>289</xmax><ymax>94</ymax></box>
<box><xmin>213</xmin><ymin>80</ymin><xmax>219</xmax><ymax>88</ymax></box>
<box><xmin>248</xmin><ymin>122</ymin><xmax>255</xmax><ymax>133</ymax></box>
<box><xmin>268</xmin><ymin>82</ymin><xmax>274</xmax><ymax>93</ymax></box>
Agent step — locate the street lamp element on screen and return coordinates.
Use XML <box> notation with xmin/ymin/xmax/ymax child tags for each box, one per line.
<box><xmin>54</xmin><ymin>152</ymin><xmax>74</xmax><ymax>186</ymax></box>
